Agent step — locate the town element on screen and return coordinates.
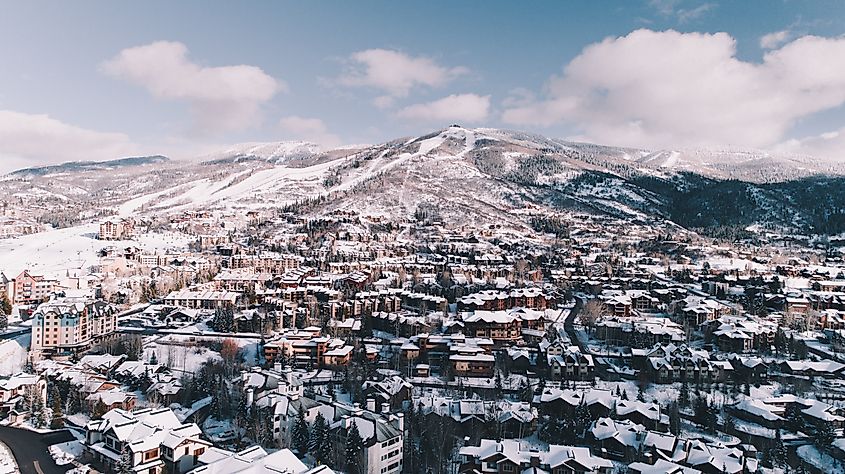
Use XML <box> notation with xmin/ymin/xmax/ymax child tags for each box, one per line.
<box><xmin>5</xmin><ymin>2</ymin><xmax>845</xmax><ymax>473</ymax></box>
<box><xmin>0</xmin><ymin>203</ymin><xmax>843</xmax><ymax>474</ymax></box>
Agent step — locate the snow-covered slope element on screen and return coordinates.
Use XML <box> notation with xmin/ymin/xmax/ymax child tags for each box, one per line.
<box><xmin>5</xmin><ymin>126</ymin><xmax>845</xmax><ymax>236</ymax></box>
<box><xmin>198</xmin><ymin>141</ymin><xmax>323</xmax><ymax>164</ymax></box>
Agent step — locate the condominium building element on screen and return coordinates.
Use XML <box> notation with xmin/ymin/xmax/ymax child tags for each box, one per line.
<box><xmin>99</xmin><ymin>218</ymin><xmax>135</xmax><ymax>241</ymax></box>
<box><xmin>31</xmin><ymin>297</ymin><xmax>118</xmax><ymax>356</ymax></box>
<box><xmin>11</xmin><ymin>270</ymin><xmax>59</xmax><ymax>305</ymax></box>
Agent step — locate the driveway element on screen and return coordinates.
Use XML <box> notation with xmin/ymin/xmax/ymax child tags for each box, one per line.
<box><xmin>0</xmin><ymin>426</ymin><xmax>74</xmax><ymax>474</ymax></box>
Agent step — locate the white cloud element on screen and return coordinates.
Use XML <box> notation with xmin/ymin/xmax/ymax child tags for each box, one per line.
<box><xmin>336</xmin><ymin>49</ymin><xmax>468</xmax><ymax>107</ymax></box>
<box><xmin>396</xmin><ymin>94</ymin><xmax>490</xmax><ymax>123</ymax></box>
<box><xmin>676</xmin><ymin>3</ymin><xmax>716</xmax><ymax>23</ymax></box>
<box><xmin>775</xmin><ymin>126</ymin><xmax>845</xmax><ymax>161</ymax></box>
<box><xmin>649</xmin><ymin>0</ymin><xmax>715</xmax><ymax>23</ymax></box>
<box><xmin>279</xmin><ymin>116</ymin><xmax>341</xmax><ymax>148</ymax></box>
<box><xmin>0</xmin><ymin>110</ymin><xmax>138</xmax><ymax>169</ymax></box>
<box><xmin>502</xmin><ymin>29</ymin><xmax>845</xmax><ymax>151</ymax></box>
<box><xmin>102</xmin><ymin>41</ymin><xmax>283</xmax><ymax>134</ymax></box>
<box><xmin>760</xmin><ymin>30</ymin><xmax>792</xmax><ymax>49</ymax></box>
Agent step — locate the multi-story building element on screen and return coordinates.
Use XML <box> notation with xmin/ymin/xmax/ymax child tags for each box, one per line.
<box><xmin>98</xmin><ymin>218</ymin><xmax>135</xmax><ymax>241</ymax></box>
<box><xmin>30</xmin><ymin>297</ymin><xmax>117</xmax><ymax>356</ymax></box>
<box><xmin>11</xmin><ymin>270</ymin><xmax>59</xmax><ymax>305</ymax></box>
<box><xmin>460</xmin><ymin>439</ymin><xmax>613</xmax><ymax>474</ymax></box>
<box><xmin>329</xmin><ymin>411</ymin><xmax>404</xmax><ymax>474</ymax></box>
<box><xmin>163</xmin><ymin>289</ymin><xmax>242</xmax><ymax>309</ymax></box>
<box><xmin>84</xmin><ymin>407</ymin><xmax>211</xmax><ymax>474</ymax></box>
<box><xmin>0</xmin><ymin>373</ymin><xmax>47</xmax><ymax>417</ymax></box>
<box><xmin>462</xmin><ymin>311</ymin><xmax>522</xmax><ymax>346</ymax></box>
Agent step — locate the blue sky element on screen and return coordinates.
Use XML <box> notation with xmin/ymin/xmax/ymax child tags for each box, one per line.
<box><xmin>2</xmin><ymin>0</ymin><xmax>845</xmax><ymax>167</ymax></box>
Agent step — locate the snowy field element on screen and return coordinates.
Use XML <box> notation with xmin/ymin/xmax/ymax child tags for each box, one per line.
<box><xmin>0</xmin><ymin>223</ymin><xmax>190</xmax><ymax>278</ymax></box>
<box><xmin>49</xmin><ymin>440</ymin><xmax>83</xmax><ymax>466</ymax></box>
<box><xmin>0</xmin><ymin>442</ymin><xmax>18</xmax><ymax>474</ymax></box>
<box><xmin>0</xmin><ymin>334</ymin><xmax>30</xmax><ymax>376</ymax></box>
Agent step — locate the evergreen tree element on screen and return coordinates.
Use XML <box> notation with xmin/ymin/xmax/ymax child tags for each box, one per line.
<box><xmin>115</xmin><ymin>444</ymin><xmax>134</xmax><ymax>474</ymax></box>
<box><xmin>50</xmin><ymin>392</ymin><xmax>64</xmax><ymax>429</ymax></box>
<box><xmin>621</xmin><ymin>389</ymin><xmax>629</xmax><ymax>401</ymax></box>
<box><xmin>812</xmin><ymin>420</ymin><xmax>835</xmax><ymax>451</ymax></box>
<box><xmin>722</xmin><ymin>409</ymin><xmax>736</xmax><ymax>434</ymax></box>
<box><xmin>92</xmin><ymin>399</ymin><xmax>109</xmax><ymax>420</ymax></box>
<box><xmin>667</xmin><ymin>402</ymin><xmax>681</xmax><ymax>435</ymax></box>
<box><xmin>679</xmin><ymin>380</ymin><xmax>690</xmax><ymax>408</ymax></box>
<box><xmin>68</xmin><ymin>388</ymin><xmax>83</xmax><ymax>415</ymax></box>
<box><xmin>345</xmin><ymin>420</ymin><xmax>365</xmax><ymax>474</ymax></box>
<box><xmin>28</xmin><ymin>388</ymin><xmax>46</xmax><ymax>428</ymax></box>
<box><xmin>310</xmin><ymin>412</ymin><xmax>331</xmax><ymax>465</ymax></box>
<box><xmin>292</xmin><ymin>407</ymin><xmax>310</xmax><ymax>455</ymax></box>
<box><xmin>0</xmin><ymin>292</ymin><xmax>11</xmax><ymax>318</ymax></box>
<box><xmin>573</xmin><ymin>402</ymin><xmax>592</xmax><ymax>437</ymax></box>
<box><xmin>770</xmin><ymin>429</ymin><xmax>787</xmax><ymax>467</ymax></box>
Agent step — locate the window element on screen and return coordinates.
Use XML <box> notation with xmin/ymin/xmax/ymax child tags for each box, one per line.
<box><xmin>503</xmin><ymin>464</ymin><xmax>514</xmax><ymax>472</ymax></box>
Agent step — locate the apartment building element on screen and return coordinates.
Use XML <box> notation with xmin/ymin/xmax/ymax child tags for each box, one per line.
<box><xmin>99</xmin><ymin>218</ymin><xmax>135</xmax><ymax>241</ymax></box>
<box><xmin>11</xmin><ymin>270</ymin><xmax>59</xmax><ymax>305</ymax></box>
<box><xmin>31</xmin><ymin>297</ymin><xmax>117</xmax><ymax>356</ymax></box>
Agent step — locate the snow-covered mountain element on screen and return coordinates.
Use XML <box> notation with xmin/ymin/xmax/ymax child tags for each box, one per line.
<box><xmin>198</xmin><ymin>141</ymin><xmax>324</xmax><ymax>165</ymax></box>
<box><xmin>4</xmin><ymin>126</ymin><xmax>845</xmax><ymax>236</ymax></box>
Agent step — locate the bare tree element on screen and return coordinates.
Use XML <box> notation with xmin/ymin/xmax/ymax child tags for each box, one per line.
<box><xmin>579</xmin><ymin>299</ymin><xmax>606</xmax><ymax>334</ymax></box>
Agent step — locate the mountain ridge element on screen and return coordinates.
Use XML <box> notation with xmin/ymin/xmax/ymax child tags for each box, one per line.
<box><xmin>4</xmin><ymin>126</ymin><xmax>845</xmax><ymax>238</ymax></box>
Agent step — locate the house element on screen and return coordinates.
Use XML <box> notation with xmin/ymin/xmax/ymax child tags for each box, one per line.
<box><xmin>615</xmin><ymin>400</ymin><xmax>668</xmax><ymax>431</ymax></box>
<box><xmin>327</xmin><ymin>410</ymin><xmax>404</xmax><ymax>474</ymax></box>
<box><xmin>163</xmin><ymin>289</ymin><xmax>242</xmax><ymax>310</ymax></box>
<box><xmin>0</xmin><ymin>373</ymin><xmax>47</xmax><ymax>417</ymax></box>
<box><xmin>590</xmin><ymin>417</ymin><xmax>646</xmax><ymax>461</ymax></box>
<box><xmin>362</xmin><ymin>375</ymin><xmax>412</xmax><ymax>411</ymax></box>
<box><xmin>189</xmin><ymin>445</ymin><xmax>334</xmax><ymax>474</ymax></box>
<box><xmin>462</xmin><ymin>310</ymin><xmax>522</xmax><ymax>346</ymax></box>
<box><xmin>84</xmin><ymin>407</ymin><xmax>211</xmax><ymax>474</ymax></box>
<box><xmin>450</xmin><ymin>347</ymin><xmax>495</xmax><ymax>377</ymax></box>
<box><xmin>459</xmin><ymin>438</ymin><xmax>613</xmax><ymax>474</ymax></box>
<box><xmin>86</xmin><ymin>388</ymin><xmax>137</xmax><ymax>412</ymax></box>
<box><xmin>417</xmin><ymin>397</ymin><xmax>537</xmax><ymax>439</ymax></box>
<box><xmin>533</xmin><ymin>388</ymin><xmax>615</xmax><ymax>419</ymax></box>
<box><xmin>548</xmin><ymin>347</ymin><xmax>595</xmax><ymax>381</ymax></box>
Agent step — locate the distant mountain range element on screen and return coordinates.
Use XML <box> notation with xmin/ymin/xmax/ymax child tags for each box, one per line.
<box><xmin>10</xmin><ymin>155</ymin><xmax>170</xmax><ymax>176</ymax></box>
<box><xmin>5</xmin><ymin>127</ymin><xmax>845</xmax><ymax>237</ymax></box>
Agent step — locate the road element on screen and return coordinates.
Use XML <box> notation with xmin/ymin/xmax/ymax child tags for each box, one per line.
<box><xmin>564</xmin><ymin>297</ymin><xmax>588</xmax><ymax>353</ymax></box>
<box><xmin>0</xmin><ymin>426</ymin><xmax>74</xmax><ymax>474</ymax></box>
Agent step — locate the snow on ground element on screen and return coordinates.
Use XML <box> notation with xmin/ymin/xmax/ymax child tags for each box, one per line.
<box><xmin>0</xmin><ymin>334</ymin><xmax>29</xmax><ymax>376</ymax></box>
<box><xmin>143</xmin><ymin>341</ymin><xmax>221</xmax><ymax>374</ymax></box>
<box><xmin>49</xmin><ymin>440</ymin><xmax>83</xmax><ymax>466</ymax></box>
<box><xmin>0</xmin><ymin>222</ymin><xmax>189</xmax><ymax>278</ymax></box>
<box><xmin>797</xmin><ymin>445</ymin><xmax>845</xmax><ymax>474</ymax></box>
<box><xmin>0</xmin><ymin>223</ymin><xmax>99</xmax><ymax>277</ymax></box>
<box><xmin>0</xmin><ymin>441</ymin><xmax>18</xmax><ymax>474</ymax></box>
<box><xmin>142</xmin><ymin>333</ymin><xmax>260</xmax><ymax>374</ymax></box>
<box><xmin>149</xmin><ymin>161</ymin><xmax>335</xmax><ymax>212</ymax></box>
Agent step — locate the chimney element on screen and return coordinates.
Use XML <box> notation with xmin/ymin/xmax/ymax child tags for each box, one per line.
<box><xmin>274</xmin><ymin>362</ymin><xmax>282</xmax><ymax>372</ymax></box>
<box><xmin>396</xmin><ymin>412</ymin><xmax>404</xmax><ymax>431</ymax></box>
<box><xmin>381</xmin><ymin>402</ymin><xmax>390</xmax><ymax>414</ymax></box>
<box><xmin>246</xmin><ymin>388</ymin><xmax>254</xmax><ymax>406</ymax></box>
<box><xmin>366</xmin><ymin>398</ymin><xmax>376</xmax><ymax>412</ymax></box>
